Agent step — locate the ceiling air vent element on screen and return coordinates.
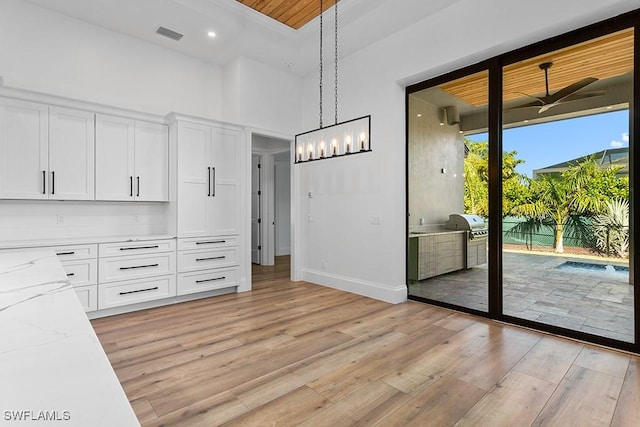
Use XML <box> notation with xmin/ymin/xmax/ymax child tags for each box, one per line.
<box><xmin>156</xmin><ymin>26</ymin><xmax>183</xmax><ymax>41</ymax></box>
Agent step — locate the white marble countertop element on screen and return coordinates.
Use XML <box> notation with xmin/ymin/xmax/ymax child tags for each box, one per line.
<box><xmin>0</xmin><ymin>234</ymin><xmax>176</xmax><ymax>250</ymax></box>
<box><xmin>0</xmin><ymin>251</ymin><xmax>139</xmax><ymax>426</ymax></box>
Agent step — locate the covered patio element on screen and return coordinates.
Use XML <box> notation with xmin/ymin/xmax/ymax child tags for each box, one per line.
<box><xmin>408</xmin><ymin>251</ymin><xmax>633</xmax><ymax>342</ymax></box>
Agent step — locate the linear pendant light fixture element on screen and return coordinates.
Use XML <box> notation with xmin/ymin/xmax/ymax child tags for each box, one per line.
<box><xmin>295</xmin><ymin>0</ymin><xmax>371</xmax><ymax>164</ymax></box>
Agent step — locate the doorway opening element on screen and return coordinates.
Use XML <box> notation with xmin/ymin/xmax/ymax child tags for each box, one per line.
<box><xmin>251</xmin><ymin>134</ymin><xmax>291</xmax><ymax>271</ymax></box>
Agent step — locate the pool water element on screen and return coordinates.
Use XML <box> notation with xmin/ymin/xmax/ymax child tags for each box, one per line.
<box><xmin>557</xmin><ymin>260</ymin><xmax>629</xmax><ymax>275</ymax></box>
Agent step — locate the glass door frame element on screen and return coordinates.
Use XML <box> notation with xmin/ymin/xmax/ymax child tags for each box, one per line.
<box><xmin>406</xmin><ymin>8</ymin><xmax>640</xmax><ymax>353</ymax></box>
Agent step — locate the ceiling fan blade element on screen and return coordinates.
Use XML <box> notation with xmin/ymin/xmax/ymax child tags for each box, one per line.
<box><xmin>548</xmin><ymin>77</ymin><xmax>598</xmax><ymax>103</ymax></box>
<box><xmin>516</xmin><ymin>92</ymin><xmax>545</xmax><ymax>102</ymax></box>
<box><xmin>505</xmin><ymin>100</ymin><xmax>544</xmax><ymax>111</ymax></box>
<box><xmin>561</xmin><ymin>90</ymin><xmax>606</xmax><ymax>102</ymax></box>
<box><xmin>538</xmin><ymin>104</ymin><xmax>554</xmax><ymax>114</ymax></box>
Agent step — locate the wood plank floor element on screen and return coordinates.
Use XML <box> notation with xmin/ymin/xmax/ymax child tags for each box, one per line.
<box><xmin>92</xmin><ymin>256</ymin><xmax>640</xmax><ymax>426</ymax></box>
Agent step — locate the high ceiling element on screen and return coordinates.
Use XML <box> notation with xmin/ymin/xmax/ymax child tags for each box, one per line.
<box><xmin>21</xmin><ymin>0</ymin><xmax>459</xmax><ymax>76</ymax></box>
<box><xmin>236</xmin><ymin>0</ymin><xmax>339</xmax><ymax>29</ymax></box>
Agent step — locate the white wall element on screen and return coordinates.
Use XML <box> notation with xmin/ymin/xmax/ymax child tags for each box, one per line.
<box><xmin>274</xmin><ymin>152</ymin><xmax>291</xmax><ymax>256</ymax></box>
<box><xmin>0</xmin><ymin>0</ymin><xmax>222</xmax><ymax>119</ymax></box>
<box><xmin>294</xmin><ymin>0</ymin><xmax>640</xmax><ymax>303</ymax></box>
<box><xmin>235</xmin><ymin>57</ymin><xmax>302</xmax><ymax>135</ymax></box>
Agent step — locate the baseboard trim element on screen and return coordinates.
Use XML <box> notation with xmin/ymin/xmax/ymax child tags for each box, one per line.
<box><xmin>87</xmin><ymin>287</ymin><xmax>237</xmax><ymax>319</ymax></box>
<box><xmin>301</xmin><ymin>269</ymin><xmax>407</xmax><ymax>304</ymax></box>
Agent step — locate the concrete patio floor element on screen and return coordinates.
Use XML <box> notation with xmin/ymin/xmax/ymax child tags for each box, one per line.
<box><xmin>408</xmin><ymin>250</ymin><xmax>634</xmax><ymax>343</ymax></box>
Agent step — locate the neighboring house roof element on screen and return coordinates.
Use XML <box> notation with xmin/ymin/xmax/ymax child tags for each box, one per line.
<box><xmin>533</xmin><ymin>147</ymin><xmax>628</xmax><ymax>178</ymax></box>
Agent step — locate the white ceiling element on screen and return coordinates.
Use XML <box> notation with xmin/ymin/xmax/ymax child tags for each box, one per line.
<box><xmin>23</xmin><ymin>0</ymin><xmax>462</xmax><ymax>76</ymax></box>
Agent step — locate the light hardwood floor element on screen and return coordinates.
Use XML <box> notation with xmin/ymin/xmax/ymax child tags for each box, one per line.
<box><xmin>92</xmin><ymin>256</ymin><xmax>640</xmax><ymax>426</ymax></box>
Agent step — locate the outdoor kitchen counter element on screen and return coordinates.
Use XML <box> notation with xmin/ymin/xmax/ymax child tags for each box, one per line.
<box><xmin>0</xmin><ymin>251</ymin><xmax>139</xmax><ymax>426</ymax></box>
<box><xmin>409</xmin><ymin>230</ymin><xmax>467</xmax><ymax>237</ymax></box>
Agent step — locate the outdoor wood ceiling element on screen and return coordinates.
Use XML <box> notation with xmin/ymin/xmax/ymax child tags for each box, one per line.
<box><xmin>439</xmin><ymin>28</ymin><xmax>634</xmax><ymax>107</ymax></box>
<box><xmin>236</xmin><ymin>0</ymin><xmax>338</xmax><ymax>29</ymax></box>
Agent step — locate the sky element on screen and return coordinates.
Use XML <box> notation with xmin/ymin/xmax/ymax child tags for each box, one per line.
<box><xmin>466</xmin><ymin>110</ymin><xmax>629</xmax><ymax>177</ymax></box>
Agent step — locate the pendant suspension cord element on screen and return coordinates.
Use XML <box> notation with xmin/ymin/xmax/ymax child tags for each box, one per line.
<box><xmin>319</xmin><ymin>0</ymin><xmax>323</xmax><ymax>128</ymax></box>
<box><xmin>334</xmin><ymin>0</ymin><xmax>338</xmax><ymax>125</ymax></box>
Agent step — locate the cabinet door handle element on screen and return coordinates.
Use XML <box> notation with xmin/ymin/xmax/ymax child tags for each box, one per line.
<box><xmin>56</xmin><ymin>251</ymin><xmax>75</xmax><ymax>256</ymax></box>
<box><xmin>66</xmin><ymin>273</ymin><xmax>75</xmax><ymax>277</ymax></box>
<box><xmin>51</xmin><ymin>171</ymin><xmax>55</xmax><ymax>195</ymax></box>
<box><xmin>211</xmin><ymin>167</ymin><xmax>216</xmax><ymax>197</ymax></box>
<box><xmin>195</xmin><ymin>240</ymin><xmax>226</xmax><ymax>245</ymax></box>
<box><xmin>119</xmin><ymin>263</ymin><xmax>159</xmax><ymax>270</ymax></box>
<box><xmin>119</xmin><ymin>286</ymin><xmax>158</xmax><ymax>296</ymax></box>
<box><xmin>195</xmin><ymin>276</ymin><xmax>226</xmax><ymax>284</ymax></box>
<box><xmin>136</xmin><ymin>176</ymin><xmax>140</xmax><ymax>197</ymax></box>
<box><xmin>207</xmin><ymin>167</ymin><xmax>211</xmax><ymax>196</ymax></box>
<box><xmin>195</xmin><ymin>256</ymin><xmax>226</xmax><ymax>262</ymax></box>
<box><xmin>119</xmin><ymin>245</ymin><xmax>159</xmax><ymax>251</ymax></box>
<box><xmin>42</xmin><ymin>170</ymin><xmax>46</xmax><ymax>195</ymax></box>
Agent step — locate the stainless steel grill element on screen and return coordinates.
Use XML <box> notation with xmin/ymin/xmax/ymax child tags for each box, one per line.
<box><xmin>444</xmin><ymin>214</ymin><xmax>488</xmax><ymax>268</ymax></box>
<box><xmin>444</xmin><ymin>214</ymin><xmax>488</xmax><ymax>238</ymax></box>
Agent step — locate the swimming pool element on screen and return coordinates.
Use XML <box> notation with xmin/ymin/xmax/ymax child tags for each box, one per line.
<box><xmin>556</xmin><ymin>260</ymin><xmax>629</xmax><ymax>275</ymax></box>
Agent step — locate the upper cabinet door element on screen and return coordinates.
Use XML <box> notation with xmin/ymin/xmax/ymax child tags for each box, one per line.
<box><xmin>177</xmin><ymin>122</ymin><xmax>213</xmax><ymax>237</ymax></box>
<box><xmin>210</xmin><ymin>127</ymin><xmax>241</xmax><ymax>236</ymax></box>
<box><xmin>49</xmin><ymin>107</ymin><xmax>95</xmax><ymax>201</ymax></box>
<box><xmin>134</xmin><ymin>122</ymin><xmax>169</xmax><ymax>202</ymax></box>
<box><xmin>95</xmin><ymin>114</ymin><xmax>135</xmax><ymax>201</ymax></box>
<box><xmin>0</xmin><ymin>98</ymin><xmax>49</xmax><ymax>199</ymax></box>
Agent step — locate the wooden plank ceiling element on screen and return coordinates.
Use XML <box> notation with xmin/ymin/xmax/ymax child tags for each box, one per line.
<box><xmin>438</xmin><ymin>28</ymin><xmax>634</xmax><ymax>107</ymax></box>
<box><xmin>236</xmin><ymin>0</ymin><xmax>339</xmax><ymax>29</ymax></box>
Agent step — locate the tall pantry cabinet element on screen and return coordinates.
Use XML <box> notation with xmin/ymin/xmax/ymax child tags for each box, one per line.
<box><xmin>170</xmin><ymin>115</ymin><xmax>247</xmax><ymax>296</ymax></box>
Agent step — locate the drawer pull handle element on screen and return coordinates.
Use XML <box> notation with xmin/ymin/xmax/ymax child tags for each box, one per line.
<box><xmin>195</xmin><ymin>276</ymin><xmax>226</xmax><ymax>284</ymax></box>
<box><xmin>119</xmin><ymin>263</ymin><xmax>160</xmax><ymax>270</ymax></box>
<box><xmin>195</xmin><ymin>240</ymin><xmax>226</xmax><ymax>245</ymax></box>
<box><xmin>196</xmin><ymin>256</ymin><xmax>226</xmax><ymax>262</ymax></box>
<box><xmin>56</xmin><ymin>251</ymin><xmax>75</xmax><ymax>256</ymax></box>
<box><xmin>119</xmin><ymin>245</ymin><xmax>160</xmax><ymax>251</ymax></box>
<box><xmin>66</xmin><ymin>273</ymin><xmax>75</xmax><ymax>277</ymax></box>
<box><xmin>119</xmin><ymin>286</ymin><xmax>159</xmax><ymax>296</ymax></box>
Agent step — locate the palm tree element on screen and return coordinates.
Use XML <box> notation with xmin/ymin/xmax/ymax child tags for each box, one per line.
<box><xmin>508</xmin><ymin>157</ymin><xmax>616</xmax><ymax>253</ymax></box>
<box><xmin>592</xmin><ymin>198</ymin><xmax>629</xmax><ymax>257</ymax></box>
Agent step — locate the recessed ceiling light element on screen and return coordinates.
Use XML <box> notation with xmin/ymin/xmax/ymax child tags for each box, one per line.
<box><xmin>417</xmin><ymin>113</ymin><xmax>422</xmax><ymax>117</ymax></box>
<box><xmin>606</xmin><ymin>106</ymin><xmax>613</xmax><ymax>110</ymax></box>
<box><xmin>524</xmin><ymin>120</ymin><xmax>529</xmax><ymax>123</ymax></box>
<box><xmin>207</xmin><ymin>31</ymin><xmax>216</xmax><ymax>38</ymax></box>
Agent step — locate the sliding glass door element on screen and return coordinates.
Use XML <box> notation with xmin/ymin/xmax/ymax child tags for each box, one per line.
<box><xmin>407</xmin><ymin>70</ymin><xmax>489</xmax><ymax>313</ymax></box>
<box><xmin>407</xmin><ymin>11</ymin><xmax>639</xmax><ymax>352</ymax></box>
<box><xmin>501</xmin><ymin>29</ymin><xmax>634</xmax><ymax>343</ymax></box>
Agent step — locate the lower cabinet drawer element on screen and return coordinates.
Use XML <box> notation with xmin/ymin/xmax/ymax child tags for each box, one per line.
<box><xmin>99</xmin><ymin>252</ymin><xmax>176</xmax><ymax>283</ymax></box>
<box><xmin>52</xmin><ymin>244</ymin><xmax>98</xmax><ymax>261</ymax></box>
<box><xmin>177</xmin><ymin>267</ymin><xmax>238</xmax><ymax>296</ymax></box>
<box><xmin>98</xmin><ymin>275</ymin><xmax>176</xmax><ymax>310</ymax></box>
<box><xmin>178</xmin><ymin>236</ymin><xmax>238</xmax><ymax>251</ymax></box>
<box><xmin>61</xmin><ymin>259</ymin><xmax>97</xmax><ymax>287</ymax></box>
<box><xmin>74</xmin><ymin>284</ymin><xmax>98</xmax><ymax>312</ymax></box>
<box><xmin>178</xmin><ymin>247</ymin><xmax>238</xmax><ymax>272</ymax></box>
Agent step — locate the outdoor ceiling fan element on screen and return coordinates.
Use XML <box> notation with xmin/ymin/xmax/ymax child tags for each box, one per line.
<box><xmin>510</xmin><ymin>62</ymin><xmax>604</xmax><ymax>113</ymax></box>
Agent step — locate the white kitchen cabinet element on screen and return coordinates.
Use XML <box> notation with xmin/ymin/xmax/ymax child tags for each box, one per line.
<box><xmin>49</xmin><ymin>106</ymin><xmax>95</xmax><ymax>200</ymax></box>
<box><xmin>176</xmin><ymin>121</ymin><xmax>242</xmax><ymax>237</ymax></box>
<box><xmin>134</xmin><ymin>121</ymin><xmax>169</xmax><ymax>201</ymax></box>
<box><xmin>0</xmin><ymin>99</ymin><xmax>94</xmax><ymax>200</ymax></box>
<box><xmin>177</xmin><ymin>267</ymin><xmax>238</xmax><ymax>296</ymax></box>
<box><xmin>95</xmin><ymin>114</ymin><xmax>168</xmax><ymax>202</ymax></box>
<box><xmin>0</xmin><ymin>98</ymin><xmax>48</xmax><ymax>199</ymax></box>
<box><xmin>98</xmin><ymin>275</ymin><xmax>176</xmax><ymax>310</ymax></box>
<box><xmin>97</xmin><ymin>238</ymin><xmax>177</xmax><ymax>310</ymax></box>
